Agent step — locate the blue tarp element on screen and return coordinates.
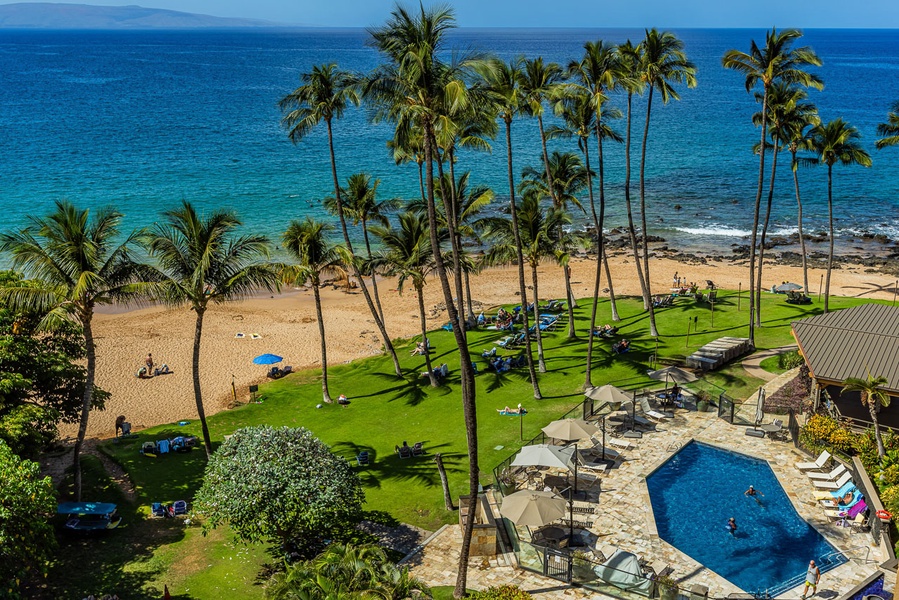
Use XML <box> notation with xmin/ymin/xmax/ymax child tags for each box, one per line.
<box><xmin>57</xmin><ymin>502</ymin><xmax>117</xmax><ymax>516</ymax></box>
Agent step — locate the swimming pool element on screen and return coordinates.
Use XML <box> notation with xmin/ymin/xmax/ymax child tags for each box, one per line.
<box><xmin>646</xmin><ymin>441</ymin><xmax>846</xmax><ymax>596</ymax></box>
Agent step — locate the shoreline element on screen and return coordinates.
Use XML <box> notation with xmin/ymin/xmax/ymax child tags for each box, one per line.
<box><xmin>62</xmin><ymin>247</ymin><xmax>899</xmax><ymax>439</ymax></box>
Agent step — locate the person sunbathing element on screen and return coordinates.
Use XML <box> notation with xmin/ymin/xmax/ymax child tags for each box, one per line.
<box><xmin>498</xmin><ymin>404</ymin><xmax>524</xmax><ymax>415</ymax></box>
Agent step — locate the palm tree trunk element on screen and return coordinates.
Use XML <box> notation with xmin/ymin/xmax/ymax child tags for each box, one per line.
<box><xmin>464</xmin><ymin>269</ymin><xmax>475</xmax><ymax>327</ymax></box>
<box><xmin>418</xmin><ymin>160</ymin><xmax>425</xmax><ymax>201</ymax></box>
<box><xmin>312</xmin><ymin>284</ymin><xmax>332</xmax><ymax>402</ymax></box>
<box><xmin>421</xmin><ymin>121</ymin><xmax>477</xmax><ymax>599</ymax></box>
<box><xmin>792</xmin><ymin>152</ymin><xmax>810</xmax><ymax>295</ymax></box>
<box><xmin>362</xmin><ymin>220</ymin><xmax>386</xmax><ymax>325</ymax></box>
<box><xmin>623</xmin><ymin>92</ymin><xmax>648</xmax><ymax>309</ymax></box>
<box><xmin>448</xmin><ymin>153</ymin><xmax>467</xmax><ymax>325</ymax></box>
<box><xmin>192</xmin><ymin>307</ymin><xmax>213</xmax><ymax>458</ymax></box>
<box><xmin>639</xmin><ymin>87</ymin><xmax>659</xmax><ymax>337</ymax></box>
<box><xmin>825</xmin><ymin>163</ymin><xmax>834</xmax><ymax>313</ymax></box>
<box><xmin>870</xmin><ymin>401</ymin><xmax>886</xmax><ymax>457</ymax></box>
<box><xmin>531</xmin><ymin>263</ymin><xmax>547</xmax><ymax>372</ymax></box>
<box><xmin>433</xmin><ymin>141</ymin><xmax>467</xmax><ymax>335</ymax></box>
<box><xmin>596</xmin><ymin>111</ymin><xmax>619</xmax><ymax>323</ymax></box>
<box><xmin>747</xmin><ymin>90</ymin><xmax>769</xmax><ymax>346</ymax></box>
<box><xmin>434</xmin><ymin>453</ymin><xmax>454</xmax><ymax>510</ymax></box>
<box><xmin>755</xmin><ymin>141</ymin><xmax>780</xmax><ymax>327</ymax></box>
<box><xmin>505</xmin><ymin>119</ymin><xmax>541</xmax><ymax>398</ymax></box>
<box><xmin>563</xmin><ymin>263</ymin><xmax>576</xmax><ymax>338</ymax></box>
<box><xmin>417</xmin><ymin>282</ymin><xmax>438</xmax><ymax>387</ymax></box>
<box><xmin>73</xmin><ymin>309</ymin><xmax>96</xmax><ymax>501</ymax></box>
<box><xmin>326</xmin><ymin>119</ymin><xmax>402</xmax><ymax>377</ymax></box>
<box><xmin>583</xmin><ymin>139</ymin><xmax>600</xmax><ymax>388</ymax></box>
<box><xmin>603</xmin><ymin>253</ymin><xmax>619</xmax><ymax>321</ymax></box>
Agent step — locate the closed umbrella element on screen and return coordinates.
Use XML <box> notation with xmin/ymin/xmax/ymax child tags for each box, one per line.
<box><xmin>500</xmin><ymin>490</ymin><xmax>567</xmax><ymax>527</ymax></box>
<box><xmin>542</xmin><ymin>418</ymin><xmax>598</xmax><ymax>441</ymax></box>
<box><xmin>252</xmin><ymin>353</ymin><xmax>283</xmax><ymax>365</ymax></box>
<box><xmin>754</xmin><ymin>387</ymin><xmax>766</xmax><ymax>427</ymax></box>
<box><xmin>511</xmin><ymin>444</ymin><xmax>575</xmax><ymax>471</ymax></box>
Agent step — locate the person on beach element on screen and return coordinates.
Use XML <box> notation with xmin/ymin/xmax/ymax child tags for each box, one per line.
<box><xmin>673</xmin><ymin>271</ymin><xmax>678</xmax><ymax>286</ymax></box>
<box><xmin>745</xmin><ymin>485</ymin><xmax>764</xmax><ymax>504</ymax></box>
<box><xmin>726</xmin><ymin>517</ymin><xmax>737</xmax><ymax>535</ymax></box>
<box><xmin>800</xmin><ymin>560</ymin><xmax>820</xmax><ymax>599</ymax></box>
<box><xmin>145</xmin><ymin>353</ymin><xmax>154</xmax><ymax>376</ymax></box>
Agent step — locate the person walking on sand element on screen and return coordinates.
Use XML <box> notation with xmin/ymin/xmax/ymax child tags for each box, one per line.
<box><xmin>801</xmin><ymin>560</ymin><xmax>820</xmax><ymax>599</ymax></box>
<box><xmin>145</xmin><ymin>352</ymin><xmax>154</xmax><ymax>377</ymax></box>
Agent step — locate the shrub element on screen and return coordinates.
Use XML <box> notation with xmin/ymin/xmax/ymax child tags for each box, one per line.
<box><xmin>766</xmin><ymin>364</ymin><xmax>813</xmax><ymax>414</ymax></box>
<box><xmin>777</xmin><ymin>350</ymin><xmax>804</xmax><ymax>370</ymax></box>
<box><xmin>469</xmin><ymin>585</ymin><xmax>532</xmax><ymax>600</ymax></box>
<box><xmin>880</xmin><ymin>485</ymin><xmax>899</xmax><ymax>517</ymax></box>
<box><xmin>799</xmin><ymin>414</ymin><xmax>853</xmax><ymax>454</ymax></box>
<box><xmin>855</xmin><ymin>428</ymin><xmax>899</xmax><ymax>473</ymax></box>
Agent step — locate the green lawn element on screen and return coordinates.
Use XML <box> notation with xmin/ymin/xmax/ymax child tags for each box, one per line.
<box><xmin>44</xmin><ymin>291</ymin><xmax>879</xmax><ymax>598</ymax></box>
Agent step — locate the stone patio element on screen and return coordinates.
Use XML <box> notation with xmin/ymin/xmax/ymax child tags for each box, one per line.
<box><xmin>404</xmin><ymin>404</ymin><xmax>891</xmax><ymax>598</ymax></box>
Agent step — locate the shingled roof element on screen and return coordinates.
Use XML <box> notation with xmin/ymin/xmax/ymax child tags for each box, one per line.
<box><xmin>792</xmin><ymin>303</ymin><xmax>899</xmax><ymax>395</ymax></box>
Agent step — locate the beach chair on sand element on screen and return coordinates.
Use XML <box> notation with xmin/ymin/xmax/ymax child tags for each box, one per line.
<box><xmin>796</xmin><ymin>450</ymin><xmax>831</xmax><ymax>471</ymax></box>
<box><xmin>813</xmin><ymin>472</ymin><xmax>853</xmax><ymax>490</ymax></box>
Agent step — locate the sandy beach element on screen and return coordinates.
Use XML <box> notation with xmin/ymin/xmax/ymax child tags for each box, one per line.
<box><xmin>62</xmin><ymin>249</ymin><xmax>898</xmax><ymax>439</ymax></box>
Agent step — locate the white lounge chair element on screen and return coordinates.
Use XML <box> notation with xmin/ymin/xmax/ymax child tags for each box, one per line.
<box><xmin>807</xmin><ymin>463</ymin><xmax>847</xmax><ymax>481</ymax></box>
<box><xmin>796</xmin><ymin>450</ymin><xmax>831</xmax><ymax>471</ymax></box>
<box><xmin>607</xmin><ymin>437</ymin><xmax>635</xmax><ymax>450</ymax></box>
<box><xmin>813</xmin><ymin>472</ymin><xmax>853</xmax><ymax>490</ymax></box>
<box><xmin>640</xmin><ymin>397</ymin><xmax>671</xmax><ymax>422</ymax></box>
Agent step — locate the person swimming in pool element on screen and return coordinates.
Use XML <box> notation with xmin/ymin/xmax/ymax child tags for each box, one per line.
<box><xmin>745</xmin><ymin>484</ymin><xmax>764</xmax><ymax>504</ymax></box>
<box><xmin>726</xmin><ymin>517</ymin><xmax>737</xmax><ymax>535</ymax></box>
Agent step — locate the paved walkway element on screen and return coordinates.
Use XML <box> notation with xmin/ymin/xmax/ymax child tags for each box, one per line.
<box><xmin>742</xmin><ymin>345</ymin><xmax>799</xmax><ymax>382</ymax></box>
<box><xmin>406</xmin><ymin>401</ymin><xmax>887</xmax><ymax>599</ymax></box>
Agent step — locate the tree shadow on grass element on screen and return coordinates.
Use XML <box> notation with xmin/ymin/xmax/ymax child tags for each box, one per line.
<box><xmin>330</xmin><ymin>441</ymin><xmax>464</xmax><ymax>490</ymax></box>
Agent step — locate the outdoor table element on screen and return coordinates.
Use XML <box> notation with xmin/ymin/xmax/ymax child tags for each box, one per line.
<box><xmin>539</xmin><ymin>526</ymin><xmax>567</xmax><ymax>543</ymax></box>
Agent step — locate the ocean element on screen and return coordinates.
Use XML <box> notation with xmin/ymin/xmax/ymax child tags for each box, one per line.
<box><xmin>1</xmin><ymin>27</ymin><xmax>898</xmax><ymax>252</ymax></box>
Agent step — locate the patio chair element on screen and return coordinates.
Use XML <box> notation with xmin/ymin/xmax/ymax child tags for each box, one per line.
<box><xmin>606</xmin><ymin>437</ymin><xmax>635</xmax><ymax>450</ymax></box>
<box><xmin>807</xmin><ymin>463</ymin><xmax>847</xmax><ymax>481</ymax></box>
<box><xmin>813</xmin><ymin>472</ymin><xmax>853</xmax><ymax>490</ymax></box>
<box><xmin>796</xmin><ymin>450</ymin><xmax>831</xmax><ymax>471</ymax></box>
<box><xmin>395</xmin><ymin>444</ymin><xmax>413</xmax><ymax>459</ymax></box>
<box><xmin>639</xmin><ymin>397</ymin><xmax>670</xmax><ymax>422</ymax></box>
<box><xmin>172</xmin><ymin>500</ymin><xmax>188</xmax><ymax>515</ymax></box>
<box><xmin>412</xmin><ymin>442</ymin><xmax>424</xmax><ymax>456</ymax></box>
<box><xmin>813</xmin><ymin>482</ymin><xmax>856</xmax><ymax>501</ymax></box>
<box><xmin>356</xmin><ymin>451</ymin><xmax>370</xmax><ymax>466</ymax></box>
<box><xmin>156</xmin><ymin>439</ymin><xmax>171</xmax><ymax>455</ymax></box>
<box><xmin>759</xmin><ymin>418</ymin><xmax>785</xmax><ymax>440</ymax></box>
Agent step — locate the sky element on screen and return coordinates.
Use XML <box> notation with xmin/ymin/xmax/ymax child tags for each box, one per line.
<box><xmin>2</xmin><ymin>0</ymin><xmax>898</xmax><ymax>28</ymax></box>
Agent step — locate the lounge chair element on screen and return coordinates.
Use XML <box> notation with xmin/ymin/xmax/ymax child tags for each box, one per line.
<box><xmin>639</xmin><ymin>397</ymin><xmax>671</xmax><ymax>422</ymax></box>
<box><xmin>395</xmin><ymin>444</ymin><xmax>412</xmax><ymax>459</ymax></box>
<box><xmin>807</xmin><ymin>463</ymin><xmax>847</xmax><ymax>481</ymax></box>
<box><xmin>821</xmin><ymin>491</ymin><xmax>862</xmax><ymax>509</ymax></box>
<box><xmin>606</xmin><ymin>437</ymin><xmax>635</xmax><ymax>450</ymax></box>
<box><xmin>813</xmin><ymin>482</ymin><xmax>856</xmax><ymax>501</ymax></box>
<box><xmin>150</xmin><ymin>502</ymin><xmax>167</xmax><ymax>518</ymax></box>
<box><xmin>356</xmin><ymin>451</ymin><xmax>370</xmax><ymax>466</ymax></box>
<box><xmin>141</xmin><ymin>441</ymin><xmax>157</xmax><ymax>456</ymax></box>
<box><xmin>412</xmin><ymin>442</ymin><xmax>424</xmax><ymax>456</ymax></box>
<box><xmin>796</xmin><ymin>450</ymin><xmax>831</xmax><ymax>471</ymax></box>
<box><xmin>172</xmin><ymin>500</ymin><xmax>188</xmax><ymax>515</ymax></box>
<box><xmin>813</xmin><ymin>472</ymin><xmax>853</xmax><ymax>490</ymax></box>
<box><xmin>156</xmin><ymin>439</ymin><xmax>170</xmax><ymax>455</ymax></box>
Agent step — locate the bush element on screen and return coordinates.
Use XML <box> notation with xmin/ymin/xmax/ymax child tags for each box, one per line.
<box><xmin>880</xmin><ymin>486</ymin><xmax>899</xmax><ymax>517</ymax></box>
<box><xmin>855</xmin><ymin>428</ymin><xmax>899</xmax><ymax>473</ymax></box>
<box><xmin>778</xmin><ymin>350</ymin><xmax>804</xmax><ymax>370</ymax></box>
<box><xmin>799</xmin><ymin>414</ymin><xmax>854</xmax><ymax>454</ymax></box>
<box><xmin>470</xmin><ymin>586</ymin><xmax>532</xmax><ymax>600</ymax></box>
<box><xmin>766</xmin><ymin>364</ymin><xmax>813</xmax><ymax>414</ymax></box>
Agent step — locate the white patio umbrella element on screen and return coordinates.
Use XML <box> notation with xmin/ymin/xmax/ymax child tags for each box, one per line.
<box><xmin>648</xmin><ymin>366</ymin><xmax>697</xmax><ymax>384</ymax></box>
<box><xmin>510</xmin><ymin>444</ymin><xmax>575</xmax><ymax>471</ymax></box>
<box><xmin>500</xmin><ymin>490</ymin><xmax>567</xmax><ymax>527</ymax></box>
<box><xmin>542</xmin><ymin>418</ymin><xmax>599</xmax><ymax>441</ymax></box>
<box><xmin>584</xmin><ymin>384</ymin><xmax>632</xmax><ymax>406</ymax></box>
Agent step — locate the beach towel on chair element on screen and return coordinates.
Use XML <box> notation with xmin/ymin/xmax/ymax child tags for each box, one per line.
<box><xmin>156</xmin><ymin>439</ymin><xmax>170</xmax><ymax>454</ymax></box>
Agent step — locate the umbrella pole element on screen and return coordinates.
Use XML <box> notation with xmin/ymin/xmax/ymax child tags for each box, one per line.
<box><xmin>569</xmin><ymin>496</ymin><xmax>574</xmax><ymax>546</ymax></box>
<box><xmin>601</xmin><ymin>415</ymin><xmax>606</xmax><ymax>461</ymax></box>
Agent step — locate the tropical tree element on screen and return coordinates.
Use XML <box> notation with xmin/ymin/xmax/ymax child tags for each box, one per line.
<box><xmin>366</xmin><ymin>6</ymin><xmax>480</xmax><ymax>594</ymax></box>
<box><xmin>0</xmin><ymin>201</ymin><xmax>145</xmax><ymax>500</ymax></box>
<box><xmin>265</xmin><ymin>543</ymin><xmax>429</xmax><ymax>600</ymax></box>
<box><xmin>637</xmin><ymin>29</ymin><xmax>696</xmax><ymax>337</ymax></box>
<box><xmin>143</xmin><ymin>201</ymin><xmax>278</xmax><ymax>458</ymax></box>
<box><xmin>477</xmin><ymin>56</ymin><xmax>542</xmax><ymax>399</ymax></box>
<box><xmin>281</xmin><ymin>63</ymin><xmax>403</xmax><ymax>377</ymax></box>
<box><xmin>325</xmin><ymin>173</ymin><xmax>398</xmax><ymax>324</ymax></box>
<box><xmin>842</xmin><ymin>374</ymin><xmax>891</xmax><ymax>457</ymax></box>
<box><xmin>809</xmin><ymin>119</ymin><xmax>872</xmax><ymax>313</ymax></box>
<box><xmin>752</xmin><ymin>83</ymin><xmax>819</xmax><ymax>318</ymax></box>
<box><xmin>722</xmin><ymin>28</ymin><xmax>822</xmax><ymax>344</ymax></box>
<box><xmin>369</xmin><ymin>212</ymin><xmax>440</xmax><ymax>387</ymax></box>
<box><xmin>281</xmin><ymin>218</ymin><xmax>347</xmax><ymax>404</ymax></box>
<box><xmin>875</xmin><ymin>101</ymin><xmax>899</xmax><ymax>150</ymax></box>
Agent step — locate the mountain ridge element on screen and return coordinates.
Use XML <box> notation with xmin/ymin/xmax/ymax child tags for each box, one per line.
<box><xmin>0</xmin><ymin>2</ymin><xmax>294</xmax><ymax>29</ymax></box>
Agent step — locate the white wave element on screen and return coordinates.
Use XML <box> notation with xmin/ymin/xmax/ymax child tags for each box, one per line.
<box><xmin>673</xmin><ymin>225</ymin><xmax>751</xmax><ymax>237</ymax></box>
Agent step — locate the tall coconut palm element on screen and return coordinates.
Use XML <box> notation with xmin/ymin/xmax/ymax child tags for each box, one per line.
<box><xmin>842</xmin><ymin>374</ymin><xmax>891</xmax><ymax>458</ymax></box>
<box><xmin>477</xmin><ymin>56</ymin><xmax>542</xmax><ymax>399</ymax></box>
<box><xmin>637</xmin><ymin>29</ymin><xmax>697</xmax><ymax>338</ymax></box>
<box><xmin>875</xmin><ymin>102</ymin><xmax>899</xmax><ymax>150</ymax></box>
<box><xmin>143</xmin><ymin>201</ymin><xmax>279</xmax><ymax>458</ymax></box>
<box><xmin>567</xmin><ymin>40</ymin><xmax>623</xmax><ymax>326</ymax></box>
<box><xmin>0</xmin><ymin>201</ymin><xmax>147</xmax><ymax>500</ymax></box>
<box><xmin>809</xmin><ymin>119</ymin><xmax>872</xmax><ymax>313</ymax></box>
<box><xmin>613</xmin><ymin>40</ymin><xmax>651</xmax><ymax>311</ymax></box>
<box><xmin>325</xmin><ymin>173</ymin><xmax>398</xmax><ymax>324</ymax></box>
<box><xmin>366</xmin><ymin>6</ymin><xmax>480</xmax><ymax>594</ymax></box>
<box><xmin>722</xmin><ymin>28</ymin><xmax>822</xmax><ymax>345</ymax></box>
<box><xmin>280</xmin><ymin>63</ymin><xmax>403</xmax><ymax>378</ymax></box>
<box><xmin>281</xmin><ymin>218</ymin><xmax>348</xmax><ymax>404</ymax></box>
<box><xmin>751</xmin><ymin>83</ymin><xmax>818</xmax><ymax>321</ymax></box>
<box><xmin>369</xmin><ymin>212</ymin><xmax>441</xmax><ymax>387</ymax></box>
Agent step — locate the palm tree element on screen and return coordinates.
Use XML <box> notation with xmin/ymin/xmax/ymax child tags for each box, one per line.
<box><xmin>638</xmin><ymin>29</ymin><xmax>697</xmax><ymax>338</ymax></box>
<box><xmin>281</xmin><ymin>218</ymin><xmax>348</xmax><ymax>404</ymax></box>
<box><xmin>0</xmin><ymin>201</ymin><xmax>147</xmax><ymax>500</ymax></box>
<box><xmin>809</xmin><ymin>119</ymin><xmax>872</xmax><ymax>313</ymax></box>
<box><xmin>369</xmin><ymin>212</ymin><xmax>440</xmax><ymax>387</ymax></box>
<box><xmin>752</xmin><ymin>83</ymin><xmax>819</xmax><ymax>320</ymax></box>
<box><xmin>366</xmin><ymin>6</ymin><xmax>480</xmax><ymax>594</ymax></box>
<box><xmin>722</xmin><ymin>28</ymin><xmax>822</xmax><ymax>345</ymax></box>
<box><xmin>842</xmin><ymin>374</ymin><xmax>891</xmax><ymax>457</ymax></box>
<box><xmin>324</xmin><ymin>173</ymin><xmax>398</xmax><ymax>324</ymax></box>
<box><xmin>280</xmin><ymin>63</ymin><xmax>403</xmax><ymax>378</ymax></box>
<box><xmin>143</xmin><ymin>201</ymin><xmax>278</xmax><ymax>458</ymax></box>
<box><xmin>567</xmin><ymin>40</ymin><xmax>623</xmax><ymax>326</ymax></box>
<box><xmin>477</xmin><ymin>56</ymin><xmax>542</xmax><ymax>399</ymax></box>
<box><xmin>875</xmin><ymin>101</ymin><xmax>899</xmax><ymax>150</ymax></box>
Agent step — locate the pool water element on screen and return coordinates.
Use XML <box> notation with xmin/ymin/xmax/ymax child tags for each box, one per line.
<box><xmin>646</xmin><ymin>441</ymin><xmax>846</xmax><ymax>595</ymax></box>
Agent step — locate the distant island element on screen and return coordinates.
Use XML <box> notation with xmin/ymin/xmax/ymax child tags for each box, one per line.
<box><xmin>0</xmin><ymin>2</ymin><xmax>291</xmax><ymax>29</ymax></box>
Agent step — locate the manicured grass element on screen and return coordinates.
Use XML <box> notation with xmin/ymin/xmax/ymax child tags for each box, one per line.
<box><xmin>74</xmin><ymin>292</ymin><xmax>879</xmax><ymax>598</ymax></box>
<box><xmin>759</xmin><ymin>354</ymin><xmax>789</xmax><ymax>375</ymax></box>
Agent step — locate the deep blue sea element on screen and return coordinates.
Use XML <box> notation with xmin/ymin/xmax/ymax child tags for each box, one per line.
<box><xmin>1</xmin><ymin>28</ymin><xmax>898</xmax><ymax>250</ymax></box>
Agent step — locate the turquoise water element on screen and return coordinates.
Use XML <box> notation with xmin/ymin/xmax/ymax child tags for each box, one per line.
<box><xmin>646</xmin><ymin>441</ymin><xmax>846</xmax><ymax>595</ymax></box>
<box><xmin>1</xmin><ymin>28</ymin><xmax>898</xmax><ymax>248</ymax></box>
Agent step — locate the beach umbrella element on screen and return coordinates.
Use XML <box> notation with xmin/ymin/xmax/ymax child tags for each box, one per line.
<box><xmin>252</xmin><ymin>353</ymin><xmax>283</xmax><ymax>365</ymax></box>
<box><xmin>542</xmin><ymin>418</ymin><xmax>598</xmax><ymax>441</ymax></box>
<box><xmin>648</xmin><ymin>366</ymin><xmax>697</xmax><ymax>384</ymax></box>
<box><xmin>774</xmin><ymin>282</ymin><xmax>803</xmax><ymax>293</ymax></box>
<box><xmin>500</xmin><ymin>490</ymin><xmax>567</xmax><ymax>527</ymax></box>
<box><xmin>584</xmin><ymin>384</ymin><xmax>632</xmax><ymax>405</ymax></box>
<box><xmin>510</xmin><ymin>444</ymin><xmax>575</xmax><ymax>471</ymax></box>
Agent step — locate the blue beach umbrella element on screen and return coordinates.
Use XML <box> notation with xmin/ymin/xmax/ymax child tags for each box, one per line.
<box><xmin>252</xmin><ymin>353</ymin><xmax>283</xmax><ymax>365</ymax></box>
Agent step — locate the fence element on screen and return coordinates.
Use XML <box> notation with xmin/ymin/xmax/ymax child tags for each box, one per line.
<box><xmin>718</xmin><ymin>394</ymin><xmax>735</xmax><ymax>424</ymax></box>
